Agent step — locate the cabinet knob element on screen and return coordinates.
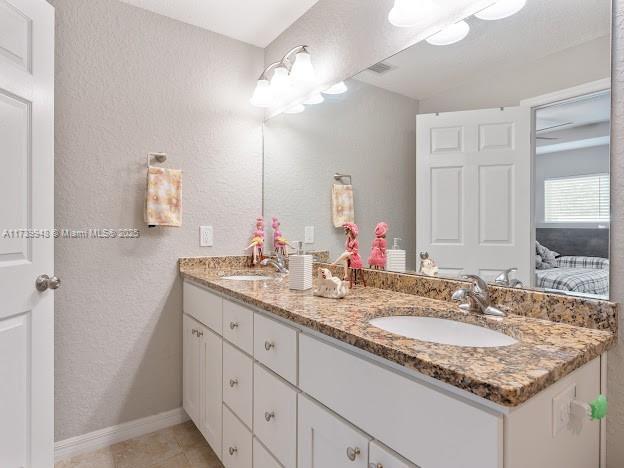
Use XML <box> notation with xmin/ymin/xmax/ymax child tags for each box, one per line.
<box><xmin>191</xmin><ymin>329</ymin><xmax>197</xmax><ymax>336</ymax></box>
<box><xmin>228</xmin><ymin>446</ymin><xmax>238</xmax><ymax>456</ymax></box>
<box><xmin>196</xmin><ymin>330</ymin><xmax>203</xmax><ymax>337</ymax></box>
<box><xmin>346</xmin><ymin>447</ymin><xmax>360</xmax><ymax>461</ymax></box>
<box><xmin>229</xmin><ymin>378</ymin><xmax>239</xmax><ymax>388</ymax></box>
<box><xmin>264</xmin><ymin>411</ymin><xmax>275</xmax><ymax>422</ymax></box>
<box><xmin>264</xmin><ymin>340</ymin><xmax>275</xmax><ymax>351</ymax></box>
<box><xmin>229</xmin><ymin>321</ymin><xmax>239</xmax><ymax>330</ymax></box>
<box><xmin>369</xmin><ymin>464</ymin><xmax>383</xmax><ymax>468</ymax></box>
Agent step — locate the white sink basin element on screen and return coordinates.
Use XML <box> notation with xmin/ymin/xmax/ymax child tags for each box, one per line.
<box><xmin>369</xmin><ymin>316</ymin><xmax>517</xmax><ymax>348</ymax></box>
<box><xmin>222</xmin><ymin>275</ymin><xmax>274</xmax><ymax>281</ymax></box>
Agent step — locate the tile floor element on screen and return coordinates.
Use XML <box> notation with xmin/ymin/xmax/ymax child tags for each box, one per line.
<box><xmin>55</xmin><ymin>421</ymin><xmax>223</xmax><ymax>468</ymax></box>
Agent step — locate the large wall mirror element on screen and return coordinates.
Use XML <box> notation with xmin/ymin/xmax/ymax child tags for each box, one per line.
<box><xmin>263</xmin><ymin>0</ymin><xmax>611</xmax><ymax>299</ymax></box>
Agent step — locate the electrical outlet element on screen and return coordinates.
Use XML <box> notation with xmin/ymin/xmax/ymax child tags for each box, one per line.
<box><xmin>552</xmin><ymin>384</ymin><xmax>576</xmax><ymax>436</ymax></box>
<box><xmin>304</xmin><ymin>226</ymin><xmax>314</xmax><ymax>244</ymax></box>
<box><xmin>200</xmin><ymin>226</ymin><xmax>213</xmax><ymax>247</ymax></box>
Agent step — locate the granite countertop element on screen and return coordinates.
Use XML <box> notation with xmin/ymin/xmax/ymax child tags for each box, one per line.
<box><xmin>180</xmin><ymin>266</ymin><xmax>615</xmax><ymax>407</ymax></box>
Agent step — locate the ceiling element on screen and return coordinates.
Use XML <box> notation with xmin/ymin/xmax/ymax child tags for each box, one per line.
<box><xmin>354</xmin><ymin>0</ymin><xmax>610</xmax><ymax>101</ymax></box>
<box><xmin>536</xmin><ymin>92</ymin><xmax>610</xmax><ymax>154</ymax></box>
<box><xmin>118</xmin><ymin>0</ymin><xmax>319</xmax><ymax>47</ymax></box>
<box><xmin>537</xmin><ymin>92</ymin><xmax>611</xmax><ymax>133</ymax></box>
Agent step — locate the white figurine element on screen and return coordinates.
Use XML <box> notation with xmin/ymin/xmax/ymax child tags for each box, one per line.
<box><xmin>313</xmin><ymin>268</ymin><xmax>349</xmax><ymax>299</ymax></box>
<box><xmin>419</xmin><ymin>251</ymin><xmax>439</xmax><ymax>276</ymax></box>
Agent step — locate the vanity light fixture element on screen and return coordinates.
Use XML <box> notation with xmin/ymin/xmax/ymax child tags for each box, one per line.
<box><xmin>303</xmin><ymin>92</ymin><xmax>324</xmax><ymax>105</ymax></box>
<box><xmin>388</xmin><ymin>0</ymin><xmax>432</xmax><ymax>27</ymax></box>
<box><xmin>284</xmin><ymin>103</ymin><xmax>305</xmax><ymax>114</ymax></box>
<box><xmin>426</xmin><ymin>20</ymin><xmax>470</xmax><ymax>46</ymax></box>
<box><xmin>475</xmin><ymin>0</ymin><xmax>526</xmax><ymax>21</ymax></box>
<box><xmin>250</xmin><ymin>78</ymin><xmax>273</xmax><ymax>107</ymax></box>
<box><xmin>290</xmin><ymin>48</ymin><xmax>315</xmax><ymax>84</ymax></box>
<box><xmin>322</xmin><ymin>81</ymin><xmax>348</xmax><ymax>95</ymax></box>
<box><xmin>250</xmin><ymin>45</ymin><xmax>316</xmax><ymax>108</ymax></box>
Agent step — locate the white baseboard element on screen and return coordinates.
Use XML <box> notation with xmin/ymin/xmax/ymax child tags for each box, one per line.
<box><xmin>54</xmin><ymin>407</ymin><xmax>189</xmax><ymax>462</ymax></box>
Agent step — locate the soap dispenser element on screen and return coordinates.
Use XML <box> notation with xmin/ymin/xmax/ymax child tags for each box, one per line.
<box><xmin>289</xmin><ymin>241</ymin><xmax>313</xmax><ymax>290</ymax></box>
<box><xmin>386</xmin><ymin>237</ymin><xmax>406</xmax><ymax>273</ymax></box>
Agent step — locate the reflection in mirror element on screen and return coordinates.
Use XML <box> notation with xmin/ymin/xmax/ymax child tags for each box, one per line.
<box><xmin>263</xmin><ymin>0</ymin><xmax>611</xmax><ymax>299</ymax></box>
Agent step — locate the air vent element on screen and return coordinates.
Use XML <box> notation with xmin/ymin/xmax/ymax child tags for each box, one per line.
<box><xmin>368</xmin><ymin>62</ymin><xmax>394</xmax><ymax>74</ymax></box>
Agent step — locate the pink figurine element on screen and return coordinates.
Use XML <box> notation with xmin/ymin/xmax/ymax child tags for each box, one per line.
<box><xmin>246</xmin><ymin>217</ymin><xmax>265</xmax><ymax>265</ymax></box>
<box><xmin>272</xmin><ymin>217</ymin><xmax>289</xmax><ymax>257</ymax></box>
<box><xmin>368</xmin><ymin>222</ymin><xmax>388</xmax><ymax>269</ymax></box>
<box><xmin>331</xmin><ymin>222</ymin><xmax>366</xmax><ymax>288</ymax></box>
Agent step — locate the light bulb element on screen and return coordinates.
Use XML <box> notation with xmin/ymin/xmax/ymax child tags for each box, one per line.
<box><xmin>388</xmin><ymin>0</ymin><xmax>432</xmax><ymax>27</ymax></box>
<box><xmin>284</xmin><ymin>104</ymin><xmax>305</xmax><ymax>114</ymax></box>
<box><xmin>426</xmin><ymin>20</ymin><xmax>470</xmax><ymax>46</ymax></box>
<box><xmin>322</xmin><ymin>81</ymin><xmax>348</xmax><ymax>95</ymax></box>
<box><xmin>249</xmin><ymin>79</ymin><xmax>273</xmax><ymax>107</ymax></box>
<box><xmin>290</xmin><ymin>50</ymin><xmax>315</xmax><ymax>84</ymax></box>
<box><xmin>475</xmin><ymin>0</ymin><xmax>526</xmax><ymax>21</ymax></box>
<box><xmin>303</xmin><ymin>92</ymin><xmax>324</xmax><ymax>105</ymax></box>
<box><xmin>270</xmin><ymin>66</ymin><xmax>291</xmax><ymax>95</ymax></box>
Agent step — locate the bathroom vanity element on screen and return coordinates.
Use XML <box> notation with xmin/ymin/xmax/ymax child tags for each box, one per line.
<box><xmin>179</xmin><ymin>261</ymin><xmax>614</xmax><ymax>468</ymax></box>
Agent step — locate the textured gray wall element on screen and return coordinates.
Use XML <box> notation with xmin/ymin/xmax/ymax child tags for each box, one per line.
<box><xmin>51</xmin><ymin>0</ymin><xmax>263</xmax><ymax>440</ymax></box>
<box><xmin>264</xmin><ymin>80</ymin><xmax>419</xmax><ymax>268</ymax></box>
<box><xmin>608</xmin><ymin>2</ymin><xmax>624</xmax><ymax>466</ymax></box>
<box><xmin>268</xmin><ymin>1</ymin><xmax>623</xmax><ymax>466</ymax></box>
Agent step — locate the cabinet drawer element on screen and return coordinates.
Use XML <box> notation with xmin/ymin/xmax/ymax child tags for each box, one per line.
<box><xmin>298</xmin><ymin>394</ymin><xmax>370</xmax><ymax>468</ymax></box>
<box><xmin>223</xmin><ymin>299</ymin><xmax>253</xmax><ymax>355</ymax></box>
<box><xmin>223</xmin><ymin>341</ymin><xmax>253</xmax><ymax>428</ymax></box>
<box><xmin>299</xmin><ymin>334</ymin><xmax>502</xmax><ymax>468</ymax></box>
<box><xmin>254</xmin><ymin>313</ymin><xmax>297</xmax><ymax>385</ymax></box>
<box><xmin>253</xmin><ymin>364</ymin><xmax>297</xmax><ymax>468</ymax></box>
<box><xmin>183</xmin><ymin>281</ymin><xmax>222</xmax><ymax>334</ymax></box>
<box><xmin>253</xmin><ymin>438</ymin><xmax>282</xmax><ymax>468</ymax></box>
<box><xmin>222</xmin><ymin>405</ymin><xmax>252</xmax><ymax>468</ymax></box>
<box><xmin>369</xmin><ymin>441</ymin><xmax>417</xmax><ymax>468</ymax></box>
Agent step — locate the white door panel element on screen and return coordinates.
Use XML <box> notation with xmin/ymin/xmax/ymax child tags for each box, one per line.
<box><xmin>0</xmin><ymin>0</ymin><xmax>54</xmax><ymax>466</ymax></box>
<box><xmin>417</xmin><ymin>107</ymin><xmax>531</xmax><ymax>284</ymax></box>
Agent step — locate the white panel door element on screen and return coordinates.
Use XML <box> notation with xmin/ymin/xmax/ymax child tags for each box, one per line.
<box><xmin>416</xmin><ymin>107</ymin><xmax>531</xmax><ymax>283</ymax></box>
<box><xmin>0</xmin><ymin>0</ymin><xmax>54</xmax><ymax>467</ymax></box>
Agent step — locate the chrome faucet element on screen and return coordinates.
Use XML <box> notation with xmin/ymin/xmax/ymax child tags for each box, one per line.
<box><xmin>494</xmin><ymin>268</ymin><xmax>523</xmax><ymax>288</ymax></box>
<box><xmin>260</xmin><ymin>252</ymin><xmax>289</xmax><ymax>273</ymax></box>
<box><xmin>452</xmin><ymin>274</ymin><xmax>505</xmax><ymax>317</ymax></box>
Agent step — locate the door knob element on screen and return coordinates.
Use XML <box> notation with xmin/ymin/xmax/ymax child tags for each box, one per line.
<box><xmin>36</xmin><ymin>274</ymin><xmax>61</xmax><ymax>292</ymax></box>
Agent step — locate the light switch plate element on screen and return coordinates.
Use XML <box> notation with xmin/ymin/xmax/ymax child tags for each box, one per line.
<box><xmin>552</xmin><ymin>384</ymin><xmax>576</xmax><ymax>436</ymax></box>
<box><xmin>304</xmin><ymin>226</ymin><xmax>314</xmax><ymax>244</ymax></box>
<box><xmin>200</xmin><ymin>226</ymin><xmax>213</xmax><ymax>247</ymax></box>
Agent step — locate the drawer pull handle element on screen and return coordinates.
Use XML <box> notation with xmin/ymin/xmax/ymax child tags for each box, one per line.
<box><xmin>346</xmin><ymin>447</ymin><xmax>360</xmax><ymax>461</ymax></box>
<box><xmin>229</xmin><ymin>321</ymin><xmax>239</xmax><ymax>330</ymax></box>
<box><xmin>229</xmin><ymin>378</ymin><xmax>239</xmax><ymax>388</ymax></box>
<box><xmin>191</xmin><ymin>329</ymin><xmax>197</xmax><ymax>336</ymax></box>
<box><xmin>196</xmin><ymin>330</ymin><xmax>203</xmax><ymax>337</ymax></box>
<box><xmin>264</xmin><ymin>411</ymin><xmax>275</xmax><ymax>422</ymax></box>
<box><xmin>264</xmin><ymin>340</ymin><xmax>275</xmax><ymax>351</ymax></box>
<box><xmin>228</xmin><ymin>446</ymin><xmax>238</xmax><ymax>456</ymax></box>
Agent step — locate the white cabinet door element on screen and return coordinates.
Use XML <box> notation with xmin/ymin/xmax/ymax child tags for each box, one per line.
<box><xmin>223</xmin><ymin>405</ymin><xmax>252</xmax><ymax>468</ymax></box>
<box><xmin>253</xmin><ymin>364</ymin><xmax>297</xmax><ymax>467</ymax></box>
<box><xmin>416</xmin><ymin>107</ymin><xmax>531</xmax><ymax>283</ymax></box>
<box><xmin>298</xmin><ymin>394</ymin><xmax>370</xmax><ymax>468</ymax></box>
<box><xmin>0</xmin><ymin>0</ymin><xmax>54</xmax><ymax>466</ymax></box>
<box><xmin>199</xmin><ymin>323</ymin><xmax>223</xmax><ymax>459</ymax></box>
<box><xmin>183</xmin><ymin>314</ymin><xmax>201</xmax><ymax>425</ymax></box>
